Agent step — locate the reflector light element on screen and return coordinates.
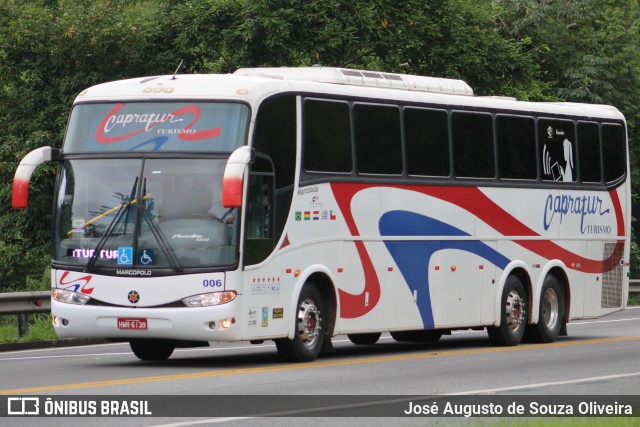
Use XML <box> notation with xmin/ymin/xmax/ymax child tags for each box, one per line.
<box><xmin>12</xmin><ymin>179</ymin><xmax>29</xmax><ymax>209</ymax></box>
<box><xmin>222</xmin><ymin>176</ymin><xmax>243</xmax><ymax>208</ymax></box>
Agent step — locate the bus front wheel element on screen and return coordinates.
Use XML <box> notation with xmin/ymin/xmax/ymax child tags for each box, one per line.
<box><xmin>130</xmin><ymin>339</ymin><xmax>175</xmax><ymax>361</ymax></box>
<box><xmin>488</xmin><ymin>275</ymin><xmax>528</xmax><ymax>346</ymax></box>
<box><xmin>275</xmin><ymin>284</ymin><xmax>325</xmax><ymax>362</ymax></box>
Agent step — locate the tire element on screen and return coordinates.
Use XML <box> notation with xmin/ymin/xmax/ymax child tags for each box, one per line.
<box><xmin>130</xmin><ymin>340</ymin><xmax>175</xmax><ymax>361</ymax></box>
<box><xmin>275</xmin><ymin>284</ymin><xmax>325</xmax><ymax>362</ymax></box>
<box><xmin>390</xmin><ymin>330</ymin><xmax>443</xmax><ymax>342</ymax></box>
<box><xmin>526</xmin><ymin>275</ymin><xmax>565</xmax><ymax>343</ymax></box>
<box><xmin>348</xmin><ymin>332</ymin><xmax>382</xmax><ymax>345</ymax></box>
<box><xmin>487</xmin><ymin>275</ymin><xmax>528</xmax><ymax>346</ymax></box>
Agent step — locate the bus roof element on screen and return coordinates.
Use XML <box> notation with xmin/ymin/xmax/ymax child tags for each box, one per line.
<box><xmin>74</xmin><ymin>67</ymin><xmax>625</xmax><ymax>122</ymax></box>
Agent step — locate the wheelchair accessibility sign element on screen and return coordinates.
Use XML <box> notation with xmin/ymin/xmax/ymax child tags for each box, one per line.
<box><xmin>139</xmin><ymin>249</ymin><xmax>154</xmax><ymax>265</ymax></box>
<box><xmin>117</xmin><ymin>247</ymin><xmax>134</xmax><ymax>266</ymax></box>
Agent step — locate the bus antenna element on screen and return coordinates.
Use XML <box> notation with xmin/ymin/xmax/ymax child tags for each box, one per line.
<box><xmin>172</xmin><ymin>60</ymin><xmax>184</xmax><ymax>80</ymax></box>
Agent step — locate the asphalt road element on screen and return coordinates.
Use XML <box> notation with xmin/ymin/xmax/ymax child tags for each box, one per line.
<box><xmin>1</xmin><ymin>307</ymin><xmax>639</xmax><ymax>426</ymax></box>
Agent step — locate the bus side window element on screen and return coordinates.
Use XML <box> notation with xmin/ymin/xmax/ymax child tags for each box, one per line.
<box><xmin>354</xmin><ymin>103</ymin><xmax>402</xmax><ymax>175</ymax></box>
<box><xmin>497</xmin><ymin>115</ymin><xmax>536</xmax><ymax>180</ymax></box>
<box><xmin>577</xmin><ymin>121</ymin><xmax>601</xmax><ymax>183</ymax></box>
<box><xmin>452</xmin><ymin>111</ymin><xmax>494</xmax><ymax>179</ymax></box>
<box><xmin>539</xmin><ymin>119</ymin><xmax>576</xmax><ymax>183</ymax></box>
<box><xmin>602</xmin><ymin>123</ymin><xmax>626</xmax><ymax>184</ymax></box>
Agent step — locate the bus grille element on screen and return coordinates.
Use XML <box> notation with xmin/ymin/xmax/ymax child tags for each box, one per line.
<box><xmin>601</xmin><ymin>242</ymin><xmax>623</xmax><ymax>308</ymax></box>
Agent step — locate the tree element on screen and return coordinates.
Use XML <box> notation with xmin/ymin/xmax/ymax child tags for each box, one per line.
<box><xmin>1</xmin><ymin>0</ymin><xmax>638</xmax><ymax>290</ymax></box>
<box><xmin>0</xmin><ymin>0</ymin><xmax>178</xmax><ymax>290</ymax></box>
<box><xmin>493</xmin><ymin>0</ymin><xmax>640</xmax><ymax>244</ymax></box>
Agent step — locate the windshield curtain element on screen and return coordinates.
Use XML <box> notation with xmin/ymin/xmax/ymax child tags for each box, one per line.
<box><xmin>54</xmin><ymin>158</ymin><xmax>238</xmax><ymax>270</ymax></box>
<box><xmin>63</xmin><ymin>102</ymin><xmax>249</xmax><ymax>153</ymax></box>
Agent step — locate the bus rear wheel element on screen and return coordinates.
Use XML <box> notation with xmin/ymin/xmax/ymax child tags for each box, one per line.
<box><xmin>275</xmin><ymin>284</ymin><xmax>325</xmax><ymax>362</ymax></box>
<box><xmin>130</xmin><ymin>339</ymin><xmax>175</xmax><ymax>361</ymax></box>
<box><xmin>487</xmin><ymin>275</ymin><xmax>528</xmax><ymax>346</ymax></box>
<box><xmin>526</xmin><ymin>275</ymin><xmax>565</xmax><ymax>343</ymax></box>
<box><xmin>348</xmin><ymin>332</ymin><xmax>382</xmax><ymax>345</ymax></box>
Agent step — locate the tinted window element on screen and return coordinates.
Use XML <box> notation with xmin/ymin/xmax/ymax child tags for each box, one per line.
<box><xmin>404</xmin><ymin>108</ymin><xmax>449</xmax><ymax>177</ymax></box>
<box><xmin>304</xmin><ymin>99</ymin><xmax>352</xmax><ymax>173</ymax></box>
<box><xmin>539</xmin><ymin>119</ymin><xmax>576</xmax><ymax>182</ymax></box>
<box><xmin>452</xmin><ymin>112</ymin><xmax>494</xmax><ymax>178</ymax></box>
<box><xmin>497</xmin><ymin>115</ymin><xmax>536</xmax><ymax>180</ymax></box>
<box><xmin>253</xmin><ymin>95</ymin><xmax>296</xmax><ymax>189</ymax></box>
<box><xmin>602</xmin><ymin>123</ymin><xmax>626</xmax><ymax>183</ymax></box>
<box><xmin>354</xmin><ymin>104</ymin><xmax>402</xmax><ymax>174</ymax></box>
<box><xmin>252</xmin><ymin>95</ymin><xmax>296</xmax><ymax>262</ymax></box>
<box><xmin>577</xmin><ymin>122</ymin><xmax>601</xmax><ymax>183</ymax></box>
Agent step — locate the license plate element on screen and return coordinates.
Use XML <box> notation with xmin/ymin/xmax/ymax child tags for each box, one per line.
<box><xmin>117</xmin><ymin>318</ymin><xmax>148</xmax><ymax>330</ymax></box>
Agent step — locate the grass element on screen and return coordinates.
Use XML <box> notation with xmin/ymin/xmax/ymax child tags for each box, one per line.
<box><xmin>0</xmin><ymin>313</ymin><xmax>57</xmax><ymax>343</ymax></box>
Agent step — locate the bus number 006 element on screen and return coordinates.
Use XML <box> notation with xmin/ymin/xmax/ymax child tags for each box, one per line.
<box><xmin>203</xmin><ymin>279</ymin><xmax>223</xmax><ymax>288</ymax></box>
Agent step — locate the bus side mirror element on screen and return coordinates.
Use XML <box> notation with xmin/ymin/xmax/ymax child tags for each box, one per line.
<box><xmin>222</xmin><ymin>146</ymin><xmax>253</xmax><ymax>208</ymax></box>
<box><xmin>12</xmin><ymin>146</ymin><xmax>60</xmax><ymax>209</ymax></box>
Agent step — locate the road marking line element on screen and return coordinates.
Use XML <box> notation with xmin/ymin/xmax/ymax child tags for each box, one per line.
<box><xmin>1</xmin><ymin>335</ymin><xmax>639</xmax><ymax>395</ymax></box>
<box><xmin>446</xmin><ymin>371</ymin><xmax>640</xmax><ymax>395</ymax></box>
<box><xmin>568</xmin><ymin>317</ymin><xmax>640</xmax><ymax>326</ymax></box>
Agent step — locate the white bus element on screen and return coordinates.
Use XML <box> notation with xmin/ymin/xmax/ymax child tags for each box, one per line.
<box><xmin>12</xmin><ymin>67</ymin><xmax>630</xmax><ymax>362</ymax></box>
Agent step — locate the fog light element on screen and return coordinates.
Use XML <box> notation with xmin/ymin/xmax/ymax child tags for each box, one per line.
<box><xmin>220</xmin><ymin>318</ymin><xmax>235</xmax><ymax>329</ymax></box>
<box><xmin>61</xmin><ymin>319</ymin><xmax>69</xmax><ymax>326</ymax></box>
<box><xmin>52</xmin><ymin>316</ymin><xmax>59</xmax><ymax>326</ymax></box>
<box><xmin>208</xmin><ymin>321</ymin><xmax>216</xmax><ymax>330</ymax></box>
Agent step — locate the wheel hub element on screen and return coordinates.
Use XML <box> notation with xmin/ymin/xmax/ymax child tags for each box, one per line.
<box><xmin>297</xmin><ymin>298</ymin><xmax>322</xmax><ymax>347</ymax></box>
<box><xmin>541</xmin><ymin>287</ymin><xmax>559</xmax><ymax>330</ymax></box>
<box><xmin>506</xmin><ymin>290</ymin><xmax>526</xmax><ymax>331</ymax></box>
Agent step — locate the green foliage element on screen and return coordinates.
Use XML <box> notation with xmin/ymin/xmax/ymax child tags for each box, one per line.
<box><xmin>0</xmin><ymin>314</ymin><xmax>56</xmax><ymax>343</ymax></box>
<box><xmin>0</xmin><ymin>0</ymin><xmax>180</xmax><ymax>291</ymax></box>
<box><xmin>1</xmin><ymin>0</ymin><xmax>640</xmax><ymax>292</ymax></box>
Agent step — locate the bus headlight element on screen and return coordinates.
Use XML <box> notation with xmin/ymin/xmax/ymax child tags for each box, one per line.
<box><xmin>52</xmin><ymin>289</ymin><xmax>91</xmax><ymax>305</ymax></box>
<box><xmin>182</xmin><ymin>291</ymin><xmax>237</xmax><ymax>307</ymax></box>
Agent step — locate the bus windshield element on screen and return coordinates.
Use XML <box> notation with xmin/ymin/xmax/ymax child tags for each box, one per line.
<box><xmin>54</xmin><ymin>158</ymin><xmax>238</xmax><ymax>270</ymax></box>
<box><xmin>63</xmin><ymin>102</ymin><xmax>249</xmax><ymax>153</ymax></box>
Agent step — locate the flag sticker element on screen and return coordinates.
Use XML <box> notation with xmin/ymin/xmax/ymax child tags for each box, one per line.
<box><xmin>297</xmin><ymin>210</ymin><xmax>338</xmax><ymax>222</ymax></box>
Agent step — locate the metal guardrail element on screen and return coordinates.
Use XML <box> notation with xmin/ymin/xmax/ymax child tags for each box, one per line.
<box><xmin>0</xmin><ymin>291</ymin><xmax>51</xmax><ymax>337</ymax></box>
<box><xmin>0</xmin><ymin>291</ymin><xmax>51</xmax><ymax>315</ymax></box>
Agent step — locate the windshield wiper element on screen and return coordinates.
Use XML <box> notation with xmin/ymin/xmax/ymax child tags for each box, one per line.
<box><xmin>86</xmin><ymin>177</ymin><xmax>138</xmax><ymax>271</ymax></box>
<box><xmin>139</xmin><ymin>178</ymin><xmax>183</xmax><ymax>273</ymax></box>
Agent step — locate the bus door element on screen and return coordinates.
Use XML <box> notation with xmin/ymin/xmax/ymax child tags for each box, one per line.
<box><xmin>243</xmin><ymin>154</ymin><xmax>275</xmax><ymax>266</ymax></box>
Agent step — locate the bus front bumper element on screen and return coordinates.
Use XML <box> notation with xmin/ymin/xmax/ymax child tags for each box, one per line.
<box><xmin>51</xmin><ymin>299</ymin><xmax>243</xmax><ymax>342</ymax></box>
